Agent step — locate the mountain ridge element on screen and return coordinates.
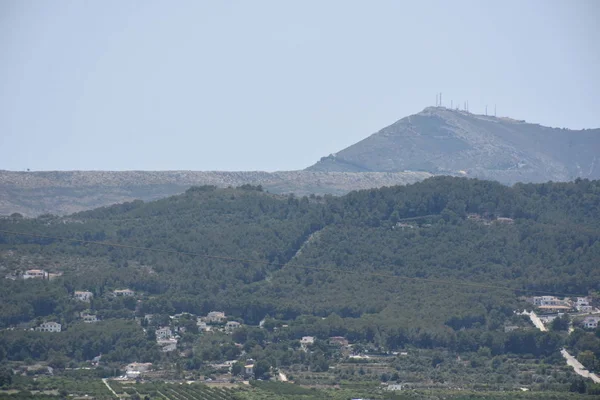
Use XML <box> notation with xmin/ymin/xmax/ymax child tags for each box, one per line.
<box><xmin>307</xmin><ymin>107</ymin><xmax>600</xmax><ymax>183</ymax></box>
<box><xmin>0</xmin><ymin>170</ymin><xmax>431</xmax><ymax>216</ymax></box>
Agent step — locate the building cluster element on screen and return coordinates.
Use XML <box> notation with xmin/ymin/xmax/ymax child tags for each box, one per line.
<box><xmin>154</xmin><ymin>326</ymin><xmax>178</xmax><ymax>352</ymax></box>
<box><xmin>8</xmin><ymin>269</ymin><xmax>63</xmax><ymax>280</ymax></box>
<box><xmin>195</xmin><ymin>311</ymin><xmax>242</xmax><ymax>334</ymax></box>
<box><xmin>528</xmin><ymin>296</ymin><xmax>595</xmax><ymax>313</ymax></box>
<box><xmin>146</xmin><ymin>311</ymin><xmax>244</xmax><ymax>353</ymax></box>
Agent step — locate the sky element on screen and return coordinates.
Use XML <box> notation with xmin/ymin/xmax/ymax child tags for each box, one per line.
<box><xmin>1</xmin><ymin>0</ymin><xmax>599</xmax><ymax>172</ymax></box>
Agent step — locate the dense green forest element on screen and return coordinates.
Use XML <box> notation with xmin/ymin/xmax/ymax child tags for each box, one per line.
<box><xmin>1</xmin><ymin>177</ymin><xmax>600</xmax><ymax>392</ymax></box>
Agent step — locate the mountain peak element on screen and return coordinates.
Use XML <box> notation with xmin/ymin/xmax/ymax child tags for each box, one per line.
<box><xmin>307</xmin><ymin>108</ymin><xmax>600</xmax><ymax>183</ymax></box>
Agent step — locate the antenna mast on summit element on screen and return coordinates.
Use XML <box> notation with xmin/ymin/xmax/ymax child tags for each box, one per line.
<box><xmin>494</xmin><ymin>104</ymin><xmax>497</xmax><ymax>117</ymax></box>
<box><xmin>485</xmin><ymin>105</ymin><xmax>488</xmax><ymax>116</ymax></box>
<box><xmin>440</xmin><ymin>93</ymin><xmax>442</xmax><ymax>107</ymax></box>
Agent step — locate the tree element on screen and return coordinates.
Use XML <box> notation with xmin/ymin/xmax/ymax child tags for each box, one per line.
<box><xmin>254</xmin><ymin>360</ymin><xmax>271</xmax><ymax>380</ymax></box>
<box><xmin>231</xmin><ymin>362</ymin><xmax>243</xmax><ymax>376</ymax></box>
<box><xmin>550</xmin><ymin>315</ymin><xmax>570</xmax><ymax>331</ymax></box>
<box><xmin>0</xmin><ymin>366</ymin><xmax>12</xmax><ymax>387</ymax></box>
<box><xmin>578</xmin><ymin>350</ymin><xmax>598</xmax><ymax>371</ymax></box>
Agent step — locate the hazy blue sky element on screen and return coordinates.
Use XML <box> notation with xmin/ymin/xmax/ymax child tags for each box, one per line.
<box><xmin>1</xmin><ymin>0</ymin><xmax>599</xmax><ymax>171</ymax></box>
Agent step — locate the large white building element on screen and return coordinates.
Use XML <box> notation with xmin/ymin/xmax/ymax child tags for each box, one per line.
<box><xmin>206</xmin><ymin>311</ymin><xmax>226</xmax><ymax>323</ymax></box>
<box><xmin>23</xmin><ymin>269</ymin><xmax>48</xmax><ymax>279</ymax></box>
<box><xmin>74</xmin><ymin>291</ymin><xmax>93</xmax><ymax>302</ymax></box>
<box><xmin>36</xmin><ymin>322</ymin><xmax>61</xmax><ymax>332</ymax></box>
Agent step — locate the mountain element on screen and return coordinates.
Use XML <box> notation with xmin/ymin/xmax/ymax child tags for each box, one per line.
<box><xmin>307</xmin><ymin>107</ymin><xmax>600</xmax><ymax>183</ymax></box>
<box><xmin>0</xmin><ymin>170</ymin><xmax>430</xmax><ymax>217</ymax></box>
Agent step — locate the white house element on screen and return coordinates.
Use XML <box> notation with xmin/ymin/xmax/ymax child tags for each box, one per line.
<box><xmin>74</xmin><ymin>291</ymin><xmax>93</xmax><ymax>302</ymax></box>
<box><xmin>206</xmin><ymin>311</ymin><xmax>226</xmax><ymax>323</ymax></box>
<box><xmin>244</xmin><ymin>364</ymin><xmax>254</xmax><ymax>376</ymax></box>
<box><xmin>225</xmin><ymin>321</ymin><xmax>241</xmax><ymax>333</ymax></box>
<box><xmin>582</xmin><ymin>316</ymin><xmax>600</xmax><ymax>329</ymax></box>
<box><xmin>36</xmin><ymin>322</ymin><xmax>61</xmax><ymax>332</ymax></box>
<box><xmin>23</xmin><ymin>269</ymin><xmax>48</xmax><ymax>279</ymax></box>
<box><xmin>155</xmin><ymin>326</ymin><xmax>172</xmax><ymax>340</ymax></box>
<box><xmin>301</xmin><ymin>336</ymin><xmax>315</xmax><ymax>346</ymax></box>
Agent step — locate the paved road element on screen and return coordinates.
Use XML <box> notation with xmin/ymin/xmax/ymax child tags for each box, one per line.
<box><xmin>561</xmin><ymin>349</ymin><xmax>600</xmax><ymax>383</ymax></box>
<box><xmin>519</xmin><ymin>310</ymin><xmax>546</xmax><ymax>331</ymax></box>
<box><xmin>102</xmin><ymin>378</ymin><xmax>120</xmax><ymax>399</ymax></box>
<box><xmin>522</xmin><ymin>310</ymin><xmax>600</xmax><ymax>383</ymax></box>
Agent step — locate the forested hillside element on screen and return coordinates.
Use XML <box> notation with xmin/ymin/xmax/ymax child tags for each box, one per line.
<box><xmin>1</xmin><ymin>177</ymin><xmax>600</xmax><ymax>390</ymax></box>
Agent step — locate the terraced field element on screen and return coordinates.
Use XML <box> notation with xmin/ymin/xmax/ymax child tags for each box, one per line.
<box><xmin>114</xmin><ymin>382</ymin><xmax>242</xmax><ymax>400</ymax></box>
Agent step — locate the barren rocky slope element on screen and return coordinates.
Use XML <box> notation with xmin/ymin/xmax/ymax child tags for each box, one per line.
<box><xmin>308</xmin><ymin>107</ymin><xmax>600</xmax><ymax>183</ymax></box>
<box><xmin>0</xmin><ymin>170</ymin><xmax>431</xmax><ymax>216</ymax></box>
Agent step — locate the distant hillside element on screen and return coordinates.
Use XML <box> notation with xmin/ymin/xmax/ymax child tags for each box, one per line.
<box><xmin>307</xmin><ymin>107</ymin><xmax>600</xmax><ymax>183</ymax></box>
<box><xmin>0</xmin><ymin>170</ymin><xmax>431</xmax><ymax>216</ymax></box>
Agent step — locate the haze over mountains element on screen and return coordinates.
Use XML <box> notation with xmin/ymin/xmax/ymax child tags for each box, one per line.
<box><xmin>1</xmin><ymin>107</ymin><xmax>598</xmax><ymax>216</ymax></box>
<box><xmin>308</xmin><ymin>107</ymin><xmax>600</xmax><ymax>183</ymax></box>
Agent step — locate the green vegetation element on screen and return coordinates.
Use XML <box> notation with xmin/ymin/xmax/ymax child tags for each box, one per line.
<box><xmin>1</xmin><ymin>177</ymin><xmax>599</xmax><ymax>394</ymax></box>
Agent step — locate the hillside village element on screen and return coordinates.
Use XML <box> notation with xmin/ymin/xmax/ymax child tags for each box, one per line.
<box><xmin>526</xmin><ymin>296</ymin><xmax>600</xmax><ymax>329</ymax></box>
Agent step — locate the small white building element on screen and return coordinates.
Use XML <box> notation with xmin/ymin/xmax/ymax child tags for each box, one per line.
<box><xmin>582</xmin><ymin>316</ymin><xmax>600</xmax><ymax>329</ymax></box>
<box><xmin>197</xmin><ymin>320</ymin><xmax>209</xmax><ymax>331</ymax></box>
<box><xmin>577</xmin><ymin>305</ymin><xmax>593</xmax><ymax>313</ymax></box>
<box><xmin>225</xmin><ymin>321</ymin><xmax>241</xmax><ymax>333</ymax></box>
<box><xmin>74</xmin><ymin>291</ymin><xmax>93</xmax><ymax>302</ymax></box>
<box><xmin>155</xmin><ymin>326</ymin><xmax>172</xmax><ymax>340</ymax></box>
<box><xmin>113</xmin><ymin>289</ymin><xmax>135</xmax><ymax>297</ymax></box>
<box><xmin>36</xmin><ymin>322</ymin><xmax>61</xmax><ymax>332</ymax></box>
<box><xmin>158</xmin><ymin>338</ymin><xmax>178</xmax><ymax>352</ymax></box>
<box><xmin>206</xmin><ymin>311</ymin><xmax>226</xmax><ymax>323</ymax></box>
<box><xmin>244</xmin><ymin>364</ymin><xmax>254</xmax><ymax>376</ymax></box>
<box><xmin>576</xmin><ymin>297</ymin><xmax>590</xmax><ymax>307</ymax></box>
<box><xmin>125</xmin><ymin>362</ymin><xmax>152</xmax><ymax>378</ymax></box>
<box><xmin>81</xmin><ymin>313</ymin><xmax>98</xmax><ymax>323</ymax></box>
<box><xmin>301</xmin><ymin>336</ymin><xmax>315</xmax><ymax>346</ymax></box>
<box><xmin>23</xmin><ymin>269</ymin><xmax>48</xmax><ymax>279</ymax></box>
